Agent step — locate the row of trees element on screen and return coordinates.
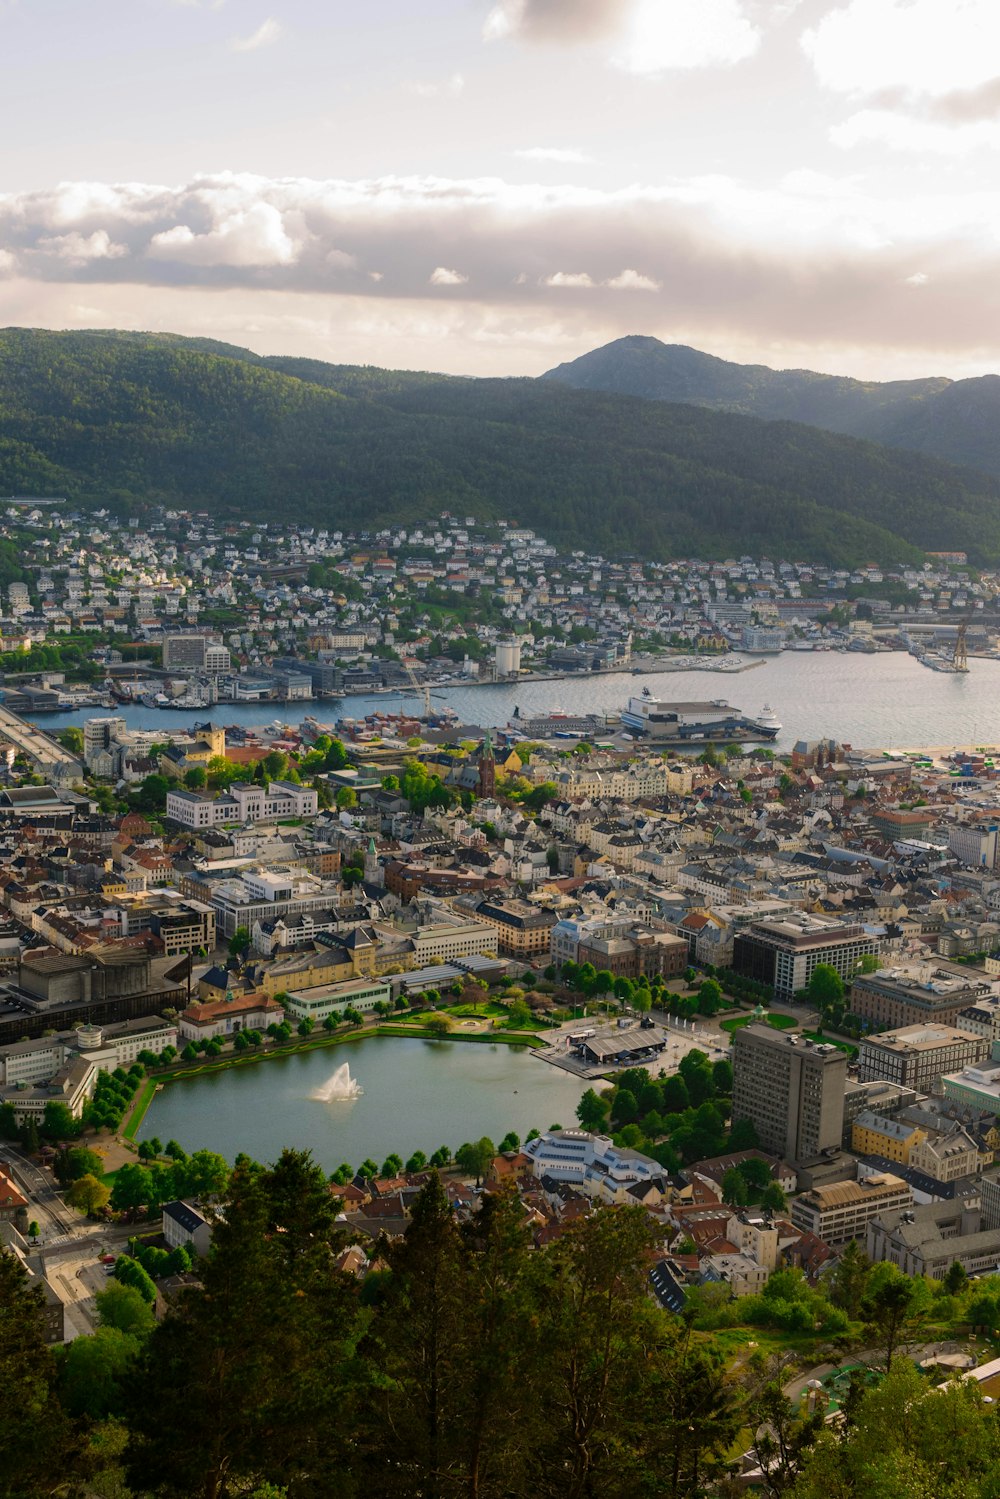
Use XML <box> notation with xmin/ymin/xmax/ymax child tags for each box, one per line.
<box><xmin>7</xmin><ymin>1153</ymin><xmax>999</xmax><ymax>1499</ymax></box>
<box><xmin>576</xmin><ymin>1054</ymin><xmax>752</xmax><ymax>1168</ymax></box>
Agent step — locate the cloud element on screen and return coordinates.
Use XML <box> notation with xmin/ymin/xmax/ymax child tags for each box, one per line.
<box><xmin>486</xmin><ymin>0</ymin><xmax>760</xmax><ymax>71</ymax></box>
<box><xmin>231</xmin><ymin>17</ymin><xmax>282</xmax><ymax>51</ymax></box>
<box><xmin>408</xmin><ymin>73</ymin><xmax>465</xmax><ymax>98</ymax></box>
<box><xmin>905</xmin><ymin>272</ymin><xmax>930</xmax><ymax>287</ymax></box>
<box><xmin>832</xmin><ymin>109</ymin><xmax>1000</xmax><ymax>154</ymax></box>
<box><xmin>4</xmin><ymin>167</ymin><xmax>1000</xmax><ymax>363</ymax></box>
<box><xmin>606</xmin><ymin>267</ymin><xmax>660</xmax><ymax>290</ymax></box>
<box><xmin>148</xmin><ymin>201</ymin><xmax>296</xmax><ymax>266</ymax></box>
<box><xmin>35</xmin><ymin>230</ymin><xmax>128</xmax><ymax>264</ymax></box>
<box><xmin>514</xmin><ymin>147</ymin><xmax>593</xmax><ymax>164</ymax></box>
<box><xmin>612</xmin><ymin>0</ymin><xmax>760</xmax><ymax>74</ymax></box>
<box><xmin>484</xmin><ymin>0</ymin><xmax>629</xmax><ymax>44</ymax></box>
<box><xmin>544</xmin><ymin>271</ymin><xmax>595</xmax><ymax>287</ymax></box>
<box><xmin>803</xmin><ymin>0</ymin><xmax>1000</xmax><ymax>99</ymax></box>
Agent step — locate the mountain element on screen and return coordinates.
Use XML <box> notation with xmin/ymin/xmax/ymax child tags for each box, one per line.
<box><xmin>542</xmin><ymin>335</ymin><xmax>1000</xmax><ymax>478</ymax></box>
<box><xmin>2</xmin><ymin>326</ymin><xmax>1000</xmax><ymax>564</ymax></box>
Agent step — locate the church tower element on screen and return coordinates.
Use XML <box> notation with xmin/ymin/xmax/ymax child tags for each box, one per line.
<box><xmin>364</xmin><ymin>836</ymin><xmax>382</xmax><ymax>886</ymax></box>
<box><xmin>477</xmin><ymin>728</ymin><xmax>496</xmax><ymax>798</ymax></box>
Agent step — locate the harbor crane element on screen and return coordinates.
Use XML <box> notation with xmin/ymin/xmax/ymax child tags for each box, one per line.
<box><xmin>953</xmin><ymin>617</ymin><xmax>970</xmax><ymax>673</ymax></box>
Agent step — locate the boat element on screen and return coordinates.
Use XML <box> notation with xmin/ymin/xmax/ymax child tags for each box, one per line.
<box><xmin>618</xmin><ymin>688</ymin><xmax>779</xmax><ymax>743</ymax></box>
<box><xmin>757</xmin><ymin>703</ymin><xmax>782</xmax><ymax>731</ymax></box>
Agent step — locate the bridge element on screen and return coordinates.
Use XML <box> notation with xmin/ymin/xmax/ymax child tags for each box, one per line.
<box><xmin>0</xmin><ymin>705</ymin><xmax>83</xmax><ymax>784</ymax></box>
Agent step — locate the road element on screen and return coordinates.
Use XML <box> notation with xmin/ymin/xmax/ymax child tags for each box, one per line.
<box><xmin>0</xmin><ymin>704</ymin><xmax>82</xmax><ymax>780</ymax></box>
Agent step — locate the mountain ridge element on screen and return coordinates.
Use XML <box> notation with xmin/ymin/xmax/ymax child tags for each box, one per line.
<box><xmin>542</xmin><ymin>334</ymin><xmax>1000</xmax><ymax>477</ymax></box>
<box><xmin>1</xmin><ymin>326</ymin><xmax>999</xmax><ymax>565</ymax></box>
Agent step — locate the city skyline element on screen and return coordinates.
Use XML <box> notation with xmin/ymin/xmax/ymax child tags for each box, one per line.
<box><xmin>2</xmin><ymin>0</ymin><xmax>1000</xmax><ymax>378</ymax></box>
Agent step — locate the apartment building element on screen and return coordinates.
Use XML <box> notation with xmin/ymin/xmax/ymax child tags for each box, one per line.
<box><xmin>851</xmin><ymin>1110</ymin><xmax>925</xmax><ymax>1164</ymax></box>
<box><xmin>732</xmin><ymin>913</ymin><xmax>878</xmax><ymax>1001</ymax></box>
<box><xmin>731</xmin><ymin>1025</ymin><xmax>848</xmax><ymax>1164</ymax></box>
<box><xmin>857</xmin><ymin>1025</ymin><xmax>989</xmax><ymax>1094</ymax></box>
<box><xmin>208</xmin><ymin>868</ymin><xmax>343</xmax><ymax>939</ymax></box>
<box><xmin>791</xmin><ymin>1172</ymin><xmax>912</xmax><ymax>1243</ymax></box>
<box><xmin>473</xmin><ymin>898</ymin><xmax>556</xmax><ymax>958</ymax></box>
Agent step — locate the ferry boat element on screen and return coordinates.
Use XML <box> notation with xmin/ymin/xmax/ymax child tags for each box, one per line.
<box><xmin>757</xmin><ymin>703</ymin><xmax>782</xmax><ymax>732</ymax></box>
<box><xmin>618</xmin><ymin>689</ymin><xmax>779</xmax><ymax>743</ymax></box>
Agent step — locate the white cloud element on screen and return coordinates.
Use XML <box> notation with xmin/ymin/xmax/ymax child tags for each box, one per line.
<box><xmin>5</xmin><ymin>167</ymin><xmax>1000</xmax><ymax>361</ymax></box>
<box><xmin>35</xmin><ymin>229</ymin><xmax>128</xmax><ymax>263</ymax></box>
<box><xmin>429</xmin><ymin>266</ymin><xmax>469</xmax><ymax>285</ymax></box>
<box><xmin>230</xmin><ymin>17</ymin><xmax>282</xmax><ymax>51</ymax></box>
<box><xmin>408</xmin><ymin>72</ymin><xmax>465</xmax><ymax>99</ymax></box>
<box><xmin>613</xmin><ymin>0</ymin><xmax>760</xmax><ymax>74</ymax></box>
<box><xmin>832</xmin><ymin>108</ymin><xmax>1000</xmax><ymax>154</ymax></box>
<box><xmin>486</xmin><ymin>0</ymin><xmax>760</xmax><ymax>70</ymax></box>
<box><xmin>148</xmin><ymin>201</ymin><xmax>297</xmax><ymax>267</ymax></box>
<box><xmin>514</xmin><ymin>147</ymin><xmax>593</xmax><ymax>164</ymax></box>
<box><xmin>606</xmin><ymin>267</ymin><xmax>660</xmax><ymax>290</ymax></box>
<box><xmin>905</xmin><ymin>272</ymin><xmax>930</xmax><ymax>287</ymax></box>
<box><xmin>803</xmin><ymin>0</ymin><xmax>1000</xmax><ymax>98</ymax></box>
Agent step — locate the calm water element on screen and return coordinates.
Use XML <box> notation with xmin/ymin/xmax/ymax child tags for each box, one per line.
<box><xmin>137</xmin><ymin>1036</ymin><xmax>587</xmax><ymax>1171</ymax></box>
<box><xmin>43</xmin><ymin>652</ymin><xmax>1000</xmax><ymax>750</ymax></box>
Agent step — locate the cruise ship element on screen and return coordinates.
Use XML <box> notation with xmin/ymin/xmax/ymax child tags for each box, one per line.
<box><xmin>619</xmin><ymin>690</ymin><xmax>780</xmax><ymax>744</ymax></box>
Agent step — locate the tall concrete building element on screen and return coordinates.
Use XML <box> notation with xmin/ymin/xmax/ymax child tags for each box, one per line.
<box><xmin>732</xmin><ymin>1025</ymin><xmax>848</xmax><ymax>1165</ymax></box>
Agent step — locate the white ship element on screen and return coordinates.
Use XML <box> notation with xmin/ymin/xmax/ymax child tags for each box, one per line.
<box><xmin>619</xmin><ymin>690</ymin><xmax>779</xmax><ymax>743</ymax></box>
<box><xmin>757</xmin><ymin>703</ymin><xmax>782</xmax><ymax>731</ymax></box>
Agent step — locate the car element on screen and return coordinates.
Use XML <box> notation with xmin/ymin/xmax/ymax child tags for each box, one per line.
<box><xmin>100</xmin><ymin>1254</ymin><xmax>116</xmax><ymax>1265</ymax></box>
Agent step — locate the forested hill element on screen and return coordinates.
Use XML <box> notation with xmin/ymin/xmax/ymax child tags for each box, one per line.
<box><xmin>2</xmin><ymin>327</ymin><xmax>1000</xmax><ymax>563</ymax></box>
<box><xmin>542</xmin><ymin>334</ymin><xmax>1000</xmax><ymax>480</ymax></box>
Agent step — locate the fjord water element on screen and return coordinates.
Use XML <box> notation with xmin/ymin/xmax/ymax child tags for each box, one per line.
<box><xmin>136</xmin><ymin>1036</ymin><xmax>589</xmax><ymax>1170</ymax></box>
<box><xmin>47</xmin><ymin>653</ymin><xmax>1000</xmax><ymax>750</ymax></box>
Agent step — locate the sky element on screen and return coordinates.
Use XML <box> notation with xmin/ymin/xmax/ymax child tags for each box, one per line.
<box><xmin>3</xmin><ymin>0</ymin><xmax>1000</xmax><ymax>378</ymax></box>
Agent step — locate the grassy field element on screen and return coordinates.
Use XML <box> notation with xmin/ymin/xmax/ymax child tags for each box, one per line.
<box><xmin>122</xmin><ymin>1077</ymin><xmax>158</xmax><ymax>1141</ymax></box>
<box><xmin>799</xmin><ymin>1031</ymin><xmax>858</xmax><ymax>1056</ymax></box>
<box><xmin>720</xmin><ymin>1013</ymin><xmax>797</xmax><ymax>1035</ymax></box>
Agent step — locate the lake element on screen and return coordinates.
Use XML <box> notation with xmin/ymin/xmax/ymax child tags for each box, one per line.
<box><xmin>42</xmin><ymin>651</ymin><xmax>1000</xmax><ymax>751</ymax></box>
<box><xmin>136</xmin><ymin>1035</ymin><xmax>588</xmax><ymax>1172</ymax></box>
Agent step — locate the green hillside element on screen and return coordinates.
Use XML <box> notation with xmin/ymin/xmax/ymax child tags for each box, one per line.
<box><xmin>543</xmin><ymin>334</ymin><xmax>1000</xmax><ymax>479</ymax></box>
<box><xmin>0</xmin><ymin>327</ymin><xmax>998</xmax><ymax>564</ymax></box>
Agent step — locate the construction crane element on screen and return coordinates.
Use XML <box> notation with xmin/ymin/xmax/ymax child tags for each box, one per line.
<box><xmin>953</xmin><ymin>616</ymin><xmax>970</xmax><ymax>673</ymax></box>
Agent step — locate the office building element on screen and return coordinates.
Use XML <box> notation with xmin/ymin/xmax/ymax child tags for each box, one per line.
<box><xmin>850</xmin><ymin>963</ymin><xmax>995</xmax><ymax>1031</ymax></box>
<box><xmin>857</xmin><ymin>1024</ymin><xmax>989</xmax><ymax>1094</ymax></box>
<box><xmin>732</xmin><ymin>913</ymin><xmax>878</xmax><ymax>1002</ymax></box>
<box><xmin>731</xmin><ymin>1025</ymin><xmax>848</xmax><ymax>1165</ymax></box>
<box><xmin>792</xmin><ymin>1172</ymin><xmax>912</xmax><ymax>1243</ymax></box>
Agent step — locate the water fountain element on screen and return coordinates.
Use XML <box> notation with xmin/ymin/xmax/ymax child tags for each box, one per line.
<box><xmin>311</xmin><ymin>1061</ymin><xmax>364</xmax><ymax>1103</ymax></box>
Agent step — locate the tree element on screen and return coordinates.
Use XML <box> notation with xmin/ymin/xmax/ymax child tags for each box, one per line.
<box><xmin>455</xmin><ymin>1137</ymin><xmax>496</xmax><ymax>1185</ymax></box>
<box><xmin>862</xmin><ymin>1263</ymin><xmax>923</xmax><ymax>1370</ymax></box>
<box><xmin>40</xmin><ymin>1100</ymin><xmax>79</xmax><ymax>1140</ymax></box>
<box><xmin>381</xmin><ymin>1153</ymin><xmax>403</xmax><ymax>1179</ymax></box>
<box><xmin>27</xmin><ymin>1220</ymin><xmax>39</xmax><ymax>1243</ymax></box>
<box><xmin>183</xmin><ymin>765</ymin><xmax>207</xmax><ymax>789</ymax></box>
<box><xmin>943</xmin><ymin>1259</ymin><xmax>968</xmax><ymax>1297</ymax></box>
<box><xmin>58</xmin><ymin>725</ymin><xmax>85</xmax><ymax>756</ymax></box>
<box><xmin>576</xmin><ymin>1087</ymin><xmax>609</xmax><ymax>1131</ymax></box>
<box><xmin>113</xmin><ymin>1255</ymin><xmax>157</xmax><ymax>1304</ymax></box>
<box><xmin>662</xmin><ymin>1074</ymin><xmax>690</xmax><ymax>1114</ymax></box>
<box><xmin>507</xmin><ymin>998</ymin><xmax>532</xmax><ymax>1029</ymax></box>
<box><xmin>426</xmin><ymin>1014</ymin><xmax>453</xmax><ymax>1037</ymax></box>
<box><xmin>498</xmin><ymin>1131</ymin><xmax>520</xmax><ymax>1154</ymax></box>
<box><xmin>697</xmin><ymin>977</ymin><xmax>724</xmax><ymax>1016</ymax></box>
<box><xmin>807</xmin><ymin>963</ymin><xmax>845</xmax><ymax>1011</ymax></box>
<box><xmin>760</xmin><ymin>1182</ymin><xmax>787</xmax><ymax>1213</ymax></box>
<box><xmin>96</xmin><ymin>1279</ymin><xmax>156</xmax><ymax>1338</ymax></box>
<box><xmin>229</xmin><ymin>926</ymin><xmax>251</xmax><ymax>958</ymax></box>
<box><xmin>612</xmin><ymin>1087</ymin><xmax>638</xmax><ymax>1124</ymax></box>
<box><xmin>0</xmin><ymin>1101</ymin><xmax>17</xmax><ymax>1139</ymax></box>
<box><xmin>721</xmin><ymin>1167</ymin><xmax>749</xmax><ymax>1205</ymax></box>
<box><xmin>335</xmin><ymin>786</ymin><xmax>358</xmax><ymax>811</ymax></box>
<box><xmin>712</xmin><ymin>1057</ymin><xmax>733</xmax><ymax>1094</ymax></box>
<box><xmin>60</xmin><ymin>1325</ymin><xmax>141</xmax><ymax>1419</ymax></box>
<box><xmin>405</xmin><ymin>1150</ymin><xmax>428</xmax><ymax>1173</ymax></box>
<box><xmin>66</xmin><ymin>1173</ymin><xmax>111</xmax><ymax>1216</ymax></box>
<box><xmin>54</xmin><ymin>1144</ymin><xmax>103</xmax><ymax>1185</ymax></box>
<box><xmin>0</xmin><ymin>1249</ymin><xmax>72</xmax><ymax>1492</ymax></box>
<box><xmin>110</xmin><ymin>1163</ymin><xmax>155</xmax><ymax>1215</ymax></box>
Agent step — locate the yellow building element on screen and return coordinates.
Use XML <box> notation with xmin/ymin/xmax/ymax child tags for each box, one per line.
<box><xmin>851</xmin><ymin>1109</ymin><xmax>925</xmax><ymax>1165</ymax></box>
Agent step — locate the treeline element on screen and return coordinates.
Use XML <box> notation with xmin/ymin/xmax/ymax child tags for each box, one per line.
<box><xmin>5</xmin><ymin>328</ymin><xmax>1000</xmax><ymax>563</ymax></box>
<box><xmin>5</xmin><ymin>1153</ymin><xmax>1000</xmax><ymax>1499</ymax></box>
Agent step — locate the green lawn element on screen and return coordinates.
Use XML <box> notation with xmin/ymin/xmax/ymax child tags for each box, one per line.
<box><xmin>720</xmin><ymin>1013</ymin><xmax>797</xmax><ymax>1035</ymax></box>
<box><xmin>122</xmin><ymin>1077</ymin><xmax>157</xmax><ymax>1141</ymax></box>
<box><xmin>799</xmin><ymin>1031</ymin><xmax>858</xmax><ymax>1056</ymax></box>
